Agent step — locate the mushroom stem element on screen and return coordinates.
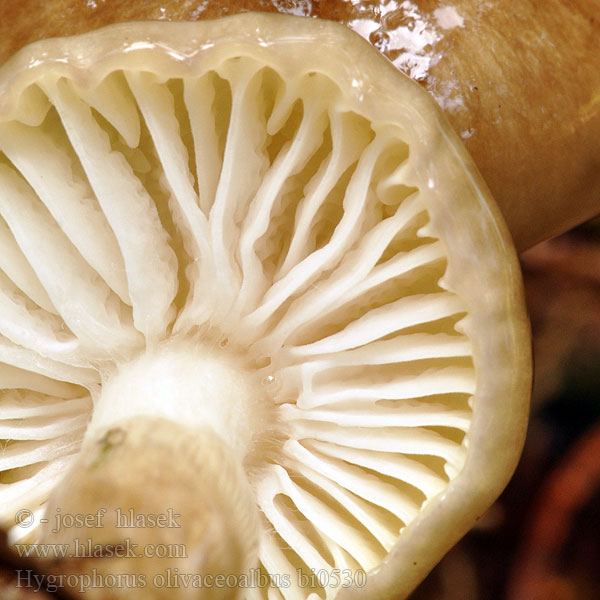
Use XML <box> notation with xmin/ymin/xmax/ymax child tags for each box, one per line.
<box><xmin>38</xmin><ymin>416</ymin><xmax>259</xmax><ymax>599</ymax></box>
<box><xmin>35</xmin><ymin>341</ymin><xmax>268</xmax><ymax>597</ymax></box>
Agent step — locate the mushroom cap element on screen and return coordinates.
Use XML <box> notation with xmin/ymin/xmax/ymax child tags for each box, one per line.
<box><xmin>1</xmin><ymin>0</ymin><xmax>598</xmax><ymax>251</ymax></box>
<box><xmin>0</xmin><ymin>14</ymin><xmax>531</xmax><ymax>599</ymax></box>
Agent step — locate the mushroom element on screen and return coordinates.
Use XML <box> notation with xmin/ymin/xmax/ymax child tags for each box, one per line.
<box><xmin>0</xmin><ymin>13</ymin><xmax>531</xmax><ymax>600</ymax></box>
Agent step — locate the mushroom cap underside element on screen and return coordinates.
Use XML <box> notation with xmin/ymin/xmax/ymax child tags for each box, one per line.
<box><xmin>0</xmin><ymin>14</ymin><xmax>531</xmax><ymax>600</ymax></box>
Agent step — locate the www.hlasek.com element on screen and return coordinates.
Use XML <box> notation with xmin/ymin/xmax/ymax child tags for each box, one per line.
<box><xmin>14</xmin><ymin>538</ymin><xmax>186</xmax><ymax>560</ymax></box>
<box><xmin>16</xmin><ymin>568</ymin><xmax>368</xmax><ymax>593</ymax></box>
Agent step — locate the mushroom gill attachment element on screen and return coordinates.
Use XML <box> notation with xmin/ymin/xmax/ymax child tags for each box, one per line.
<box><xmin>0</xmin><ymin>14</ymin><xmax>531</xmax><ymax>600</ymax></box>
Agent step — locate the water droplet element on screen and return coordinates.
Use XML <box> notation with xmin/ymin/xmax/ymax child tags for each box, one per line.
<box><xmin>271</xmin><ymin>0</ymin><xmax>313</xmax><ymax>18</ymax></box>
<box><xmin>262</xmin><ymin>375</ymin><xmax>276</xmax><ymax>386</ymax></box>
<box><xmin>382</xmin><ymin>10</ymin><xmax>416</xmax><ymax>32</ymax></box>
<box><xmin>369</xmin><ymin>29</ymin><xmax>390</xmax><ymax>50</ymax></box>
